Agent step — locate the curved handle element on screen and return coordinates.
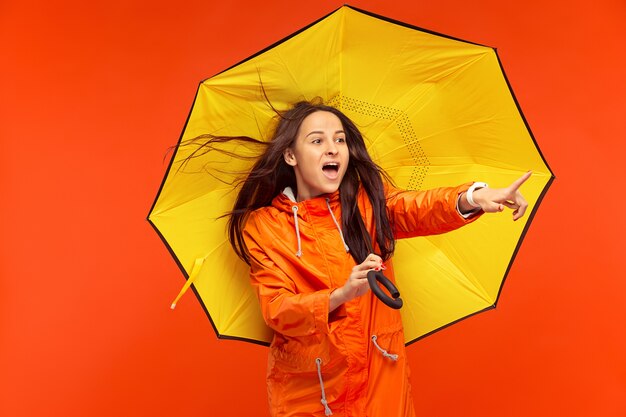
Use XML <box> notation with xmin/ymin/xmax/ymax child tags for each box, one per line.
<box><xmin>367</xmin><ymin>270</ymin><xmax>403</xmax><ymax>309</ymax></box>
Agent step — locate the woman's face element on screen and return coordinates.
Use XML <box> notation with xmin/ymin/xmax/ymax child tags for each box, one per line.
<box><xmin>283</xmin><ymin>111</ymin><xmax>349</xmax><ymax>201</ymax></box>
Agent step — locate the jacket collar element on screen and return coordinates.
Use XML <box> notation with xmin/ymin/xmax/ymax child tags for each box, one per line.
<box><xmin>273</xmin><ymin>187</ymin><xmax>341</xmax><ymax>215</ymax></box>
<box><xmin>272</xmin><ymin>187</ymin><xmax>349</xmax><ymax>257</ymax></box>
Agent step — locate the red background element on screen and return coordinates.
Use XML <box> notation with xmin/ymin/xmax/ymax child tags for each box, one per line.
<box><xmin>2</xmin><ymin>1</ymin><xmax>625</xmax><ymax>416</ymax></box>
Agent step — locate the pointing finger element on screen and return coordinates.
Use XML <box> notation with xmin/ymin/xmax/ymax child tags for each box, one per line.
<box><xmin>508</xmin><ymin>171</ymin><xmax>532</xmax><ymax>192</ymax></box>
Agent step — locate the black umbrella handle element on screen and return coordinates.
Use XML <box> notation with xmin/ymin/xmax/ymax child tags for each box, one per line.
<box><xmin>367</xmin><ymin>270</ymin><xmax>403</xmax><ymax>309</ymax></box>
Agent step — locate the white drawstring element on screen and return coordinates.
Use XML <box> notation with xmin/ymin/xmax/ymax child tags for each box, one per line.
<box><xmin>325</xmin><ymin>198</ymin><xmax>349</xmax><ymax>253</ymax></box>
<box><xmin>292</xmin><ymin>206</ymin><xmax>302</xmax><ymax>257</ymax></box>
<box><xmin>315</xmin><ymin>358</ymin><xmax>333</xmax><ymax>415</ymax></box>
<box><xmin>371</xmin><ymin>335</ymin><xmax>399</xmax><ymax>361</ymax></box>
<box><xmin>285</xmin><ymin>188</ymin><xmax>348</xmax><ymax>258</ymax></box>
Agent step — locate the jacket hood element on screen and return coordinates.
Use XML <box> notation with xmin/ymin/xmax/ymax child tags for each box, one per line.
<box><xmin>272</xmin><ymin>187</ymin><xmax>348</xmax><ymax>258</ymax></box>
<box><xmin>272</xmin><ymin>187</ymin><xmax>342</xmax><ymax>215</ymax></box>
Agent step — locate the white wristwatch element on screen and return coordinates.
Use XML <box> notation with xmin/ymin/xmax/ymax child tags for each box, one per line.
<box><xmin>466</xmin><ymin>182</ymin><xmax>488</xmax><ymax>208</ymax></box>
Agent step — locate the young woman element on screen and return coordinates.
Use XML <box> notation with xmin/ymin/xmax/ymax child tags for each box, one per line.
<box><xmin>207</xmin><ymin>100</ymin><xmax>529</xmax><ymax>416</ymax></box>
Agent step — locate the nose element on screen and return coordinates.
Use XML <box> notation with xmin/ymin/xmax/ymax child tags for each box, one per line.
<box><xmin>326</xmin><ymin>141</ymin><xmax>338</xmax><ymax>155</ymax></box>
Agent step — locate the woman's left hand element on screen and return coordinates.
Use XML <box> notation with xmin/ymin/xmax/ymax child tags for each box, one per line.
<box><xmin>464</xmin><ymin>171</ymin><xmax>532</xmax><ymax>221</ymax></box>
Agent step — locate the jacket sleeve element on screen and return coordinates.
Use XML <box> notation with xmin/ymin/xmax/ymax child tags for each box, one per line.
<box><xmin>385</xmin><ymin>182</ymin><xmax>482</xmax><ymax>239</ymax></box>
<box><xmin>242</xmin><ymin>211</ymin><xmax>333</xmax><ymax>338</ymax></box>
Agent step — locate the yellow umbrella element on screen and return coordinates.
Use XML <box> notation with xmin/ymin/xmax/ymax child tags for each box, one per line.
<box><xmin>148</xmin><ymin>5</ymin><xmax>553</xmax><ymax>346</ymax></box>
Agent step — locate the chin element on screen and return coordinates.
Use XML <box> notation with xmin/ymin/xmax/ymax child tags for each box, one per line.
<box><xmin>312</xmin><ymin>184</ymin><xmax>340</xmax><ymax>197</ymax></box>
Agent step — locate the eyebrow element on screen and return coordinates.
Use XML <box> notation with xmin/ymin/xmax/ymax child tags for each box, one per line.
<box><xmin>305</xmin><ymin>130</ymin><xmax>345</xmax><ymax>137</ymax></box>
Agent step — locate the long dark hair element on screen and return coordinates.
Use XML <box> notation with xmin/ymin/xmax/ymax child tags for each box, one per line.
<box><xmin>184</xmin><ymin>99</ymin><xmax>396</xmax><ymax>265</ymax></box>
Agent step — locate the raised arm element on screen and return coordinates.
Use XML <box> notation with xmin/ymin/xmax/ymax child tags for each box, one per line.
<box><xmin>457</xmin><ymin>171</ymin><xmax>531</xmax><ymax>221</ymax></box>
<box><xmin>384</xmin><ymin>183</ymin><xmax>481</xmax><ymax>239</ymax></box>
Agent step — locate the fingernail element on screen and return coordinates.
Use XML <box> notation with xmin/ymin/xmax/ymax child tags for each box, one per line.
<box><xmin>380</xmin><ymin>263</ymin><xmax>387</xmax><ymax>270</ymax></box>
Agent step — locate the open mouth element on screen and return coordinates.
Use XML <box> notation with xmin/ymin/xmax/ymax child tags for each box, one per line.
<box><xmin>322</xmin><ymin>162</ymin><xmax>340</xmax><ymax>179</ymax></box>
<box><xmin>322</xmin><ymin>162</ymin><xmax>339</xmax><ymax>173</ymax></box>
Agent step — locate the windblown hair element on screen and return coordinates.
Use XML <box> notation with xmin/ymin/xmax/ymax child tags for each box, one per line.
<box><xmin>185</xmin><ymin>99</ymin><xmax>396</xmax><ymax>265</ymax></box>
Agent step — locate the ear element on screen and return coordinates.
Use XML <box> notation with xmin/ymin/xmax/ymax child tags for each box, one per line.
<box><xmin>283</xmin><ymin>148</ymin><xmax>297</xmax><ymax>166</ymax></box>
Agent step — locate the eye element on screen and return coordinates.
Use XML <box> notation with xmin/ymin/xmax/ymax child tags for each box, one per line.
<box><xmin>311</xmin><ymin>138</ymin><xmax>322</xmax><ymax>144</ymax></box>
<box><xmin>335</xmin><ymin>137</ymin><xmax>346</xmax><ymax>143</ymax></box>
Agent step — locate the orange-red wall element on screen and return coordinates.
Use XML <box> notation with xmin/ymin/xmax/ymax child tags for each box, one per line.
<box><xmin>2</xmin><ymin>1</ymin><xmax>625</xmax><ymax>416</ymax></box>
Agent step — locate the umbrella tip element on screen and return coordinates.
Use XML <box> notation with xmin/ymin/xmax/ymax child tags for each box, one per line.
<box><xmin>170</xmin><ymin>303</ymin><xmax>177</xmax><ymax>310</ymax></box>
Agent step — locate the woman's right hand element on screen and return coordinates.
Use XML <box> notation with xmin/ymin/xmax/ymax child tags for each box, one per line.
<box><xmin>329</xmin><ymin>253</ymin><xmax>383</xmax><ymax>312</ymax></box>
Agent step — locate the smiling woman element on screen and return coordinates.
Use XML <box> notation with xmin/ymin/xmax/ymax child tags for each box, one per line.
<box><xmin>178</xmin><ymin>99</ymin><xmax>530</xmax><ymax>416</ymax></box>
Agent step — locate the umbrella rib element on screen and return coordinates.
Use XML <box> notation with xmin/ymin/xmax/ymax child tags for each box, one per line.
<box><xmin>220</xmin><ymin>288</ymin><xmax>259</xmax><ymax>336</ymax></box>
<box><xmin>420</xmin><ymin>50</ymin><xmax>489</xmax><ymax>85</ymax></box>
<box><xmin>275</xmin><ymin>49</ymin><xmax>308</xmax><ymax>99</ymax></box>
<box><xmin>369</xmin><ymin>51</ymin><xmax>491</xmax><ymax>151</ymax></box>
<box><xmin>398</xmin><ymin>238</ymin><xmax>493</xmax><ymax>304</ymax></box>
<box><xmin>417</xmin><ymin>116</ymin><xmax>500</xmax><ymax>143</ymax></box>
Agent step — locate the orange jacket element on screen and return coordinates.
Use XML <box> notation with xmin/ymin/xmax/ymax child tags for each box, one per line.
<box><xmin>243</xmin><ymin>184</ymin><xmax>478</xmax><ymax>417</ymax></box>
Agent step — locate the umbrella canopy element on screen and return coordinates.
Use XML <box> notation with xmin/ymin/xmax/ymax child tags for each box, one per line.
<box><xmin>148</xmin><ymin>5</ymin><xmax>553</xmax><ymax>346</ymax></box>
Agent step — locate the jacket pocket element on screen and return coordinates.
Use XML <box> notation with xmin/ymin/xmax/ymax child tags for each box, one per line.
<box><xmin>268</xmin><ymin>334</ymin><xmax>347</xmax><ymax>415</ymax></box>
<box><xmin>271</xmin><ymin>334</ymin><xmax>329</xmax><ymax>373</ymax></box>
<box><xmin>370</xmin><ymin>322</ymin><xmax>404</xmax><ymax>362</ymax></box>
